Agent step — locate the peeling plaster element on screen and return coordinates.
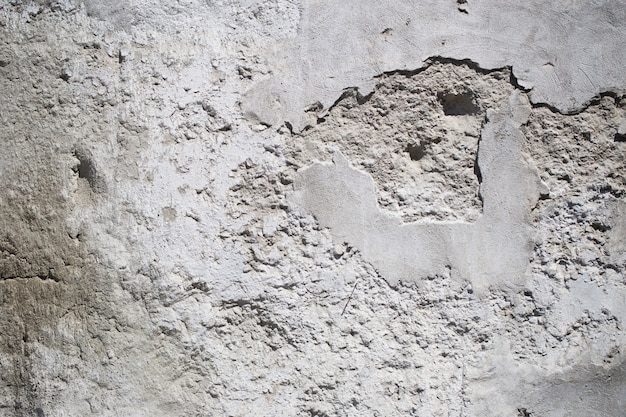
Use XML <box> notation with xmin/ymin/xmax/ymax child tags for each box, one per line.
<box><xmin>291</xmin><ymin>91</ymin><xmax>546</xmax><ymax>291</ymax></box>
<box><xmin>243</xmin><ymin>0</ymin><xmax>626</xmax><ymax>131</ymax></box>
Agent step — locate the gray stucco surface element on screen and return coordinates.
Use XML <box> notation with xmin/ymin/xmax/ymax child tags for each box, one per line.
<box><xmin>1</xmin><ymin>1</ymin><xmax>625</xmax><ymax>415</ymax></box>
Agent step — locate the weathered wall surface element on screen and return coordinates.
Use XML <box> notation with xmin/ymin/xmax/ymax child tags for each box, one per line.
<box><xmin>0</xmin><ymin>1</ymin><xmax>625</xmax><ymax>416</ymax></box>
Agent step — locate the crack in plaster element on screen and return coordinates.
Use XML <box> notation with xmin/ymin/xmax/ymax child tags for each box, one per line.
<box><xmin>243</xmin><ymin>0</ymin><xmax>626</xmax><ymax>132</ymax></box>
<box><xmin>0</xmin><ymin>273</ymin><xmax>60</xmax><ymax>283</ymax></box>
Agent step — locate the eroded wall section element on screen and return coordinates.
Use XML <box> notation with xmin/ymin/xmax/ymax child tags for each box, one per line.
<box><xmin>0</xmin><ymin>2</ymin><xmax>625</xmax><ymax>416</ymax></box>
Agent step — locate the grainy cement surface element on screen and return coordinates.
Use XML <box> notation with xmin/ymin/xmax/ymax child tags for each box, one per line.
<box><xmin>0</xmin><ymin>1</ymin><xmax>625</xmax><ymax>416</ymax></box>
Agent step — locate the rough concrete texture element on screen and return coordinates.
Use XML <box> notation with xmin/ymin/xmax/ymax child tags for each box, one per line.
<box><xmin>0</xmin><ymin>1</ymin><xmax>625</xmax><ymax>416</ymax></box>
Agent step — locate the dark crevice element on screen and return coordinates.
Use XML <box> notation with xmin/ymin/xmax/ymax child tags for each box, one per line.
<box><xmin>77</xmin><ymin>157</ymin><xmax>95</xmax><ymax>182</ymax></box>
<box><xmin>283</xmin><ymin>121</ymin><xmax>294</xmax><ymax>134</ymax></box>
<box><xmin>531</xmin><ymin>90</ymin><xmax>622</xmax><ymax>116</ymax></box>
<box><xmin>73</xmin><ymin>149</ymin><xmax>105</xmax><ymax>193</ymax></box>
<box><xmin>373</xmin><ymin>66</ymin><xmax>428</xmax><ymax>79</ymax></box>
<box><xmin>356</xmin><ymin>89</ymin><xmax>375</xmax><ymax>105</ymax></box>
<box><xmin>530</xmin><ymin>100</ymin><xmax>577</xmax><ymax>115</ymax></box>
<box><xmin>405</xmin><ymin>143</ymin><xmax>425</xmax><ymax>161</ymax></box>
<box><xmin>474</xmin><ymin>148</ymin><xmax>484</xmax><ymax>207</ymax></box>
<box><xmin>582</xmin><ymin>90</ymin><xmax>621</xmax><ymax>111</ymax></box>
<box><xmin>508</xmin><ymin>69</ymin><xmax>530</xmax><ymax>93</ymax></box>
<box><xmin>473</xmin><ymin>151</ymin><xmax>482</xmax><ymax>184</ymax></box>
<box><xmin>0</xmin><ymin>271</ymin><xmax>60</xmax><ymax>283</ymax></box>
<box><xmin>424</xmin><ymin>56</ymin><xmax>508</xmax><ymax>77</ymax></box>
<box><xmin>295</xmin><ymin>55</ymin><xmax>625</xmax><ymax>134</ymax></box>
<box><xmin>311</xmin><ymin>87</ymin><xmax>374</xmax><ymax>128</ymax></box>
<box><xmin>437</xmin><ymin>90</ymin><xmax>479</xmax><ymax>115</ymax></box>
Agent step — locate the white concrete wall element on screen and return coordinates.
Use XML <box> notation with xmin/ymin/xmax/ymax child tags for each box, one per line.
<box><xmin>0</xmin><ymin>1</ymin><xmax>625</xmax><ymax>415</ymax></box>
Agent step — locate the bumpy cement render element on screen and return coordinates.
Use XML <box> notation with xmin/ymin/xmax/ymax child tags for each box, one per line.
<box><xmin>0</xmin><ymin>1</ymin><xmax>625</xmax><ymax>416</ymax></box>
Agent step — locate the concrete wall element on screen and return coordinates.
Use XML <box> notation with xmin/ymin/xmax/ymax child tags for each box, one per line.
<box><xmin>1</xmin><ymin>1</ymin><xmax>625</xmax><ymax>415</ymax></box>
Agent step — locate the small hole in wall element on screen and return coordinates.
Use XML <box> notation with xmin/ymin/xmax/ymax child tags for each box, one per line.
<box><xmin>73</xmin><ymin>149</ymin><xmax>105</xmax><ymax>193</ymax></box>
<box><xmin>405</xmin><ymin>143</ymin><xmax>424</xmax><ymax>160</ymax></box>
<box><xmin>76</xmin><ymin>153</ymin><xmax>96</xmax><ymax>183</ymax></box>
<box><xmin>437</xmin><ymin>90</ymin><xmax>479</xmax><ymax>115</ymax></box>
